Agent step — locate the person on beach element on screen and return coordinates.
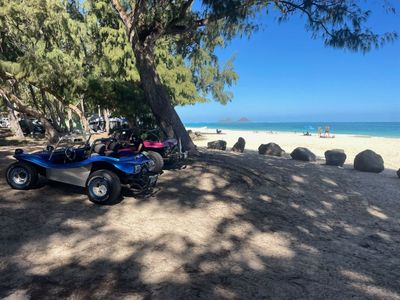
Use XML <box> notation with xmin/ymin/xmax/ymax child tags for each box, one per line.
<box><xmin>325</xmin><ymin>126</ymin><xmax>331</xmax><ymax>137</ymax></box>
<box><xmin>318</xmin><ymin>127</ymin><xmax>322</xmax><ymax>137</ymax></box>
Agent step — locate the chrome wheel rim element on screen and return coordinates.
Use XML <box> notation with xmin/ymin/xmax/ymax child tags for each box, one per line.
<box><xmin>91</xmin><ymin>178</ymin><xmax>109</xmax><ymax>197</ymax></box>
<box><xmin>11</xmin><ymin>167</ymin><xmax>28</xmax><ymax>185</ymax></box>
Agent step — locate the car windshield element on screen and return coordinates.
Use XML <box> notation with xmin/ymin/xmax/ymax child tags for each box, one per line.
<box><xmin>52</xmin><ymin>133</ymin><xmax>91</xmax><ymax>151</ymax></box>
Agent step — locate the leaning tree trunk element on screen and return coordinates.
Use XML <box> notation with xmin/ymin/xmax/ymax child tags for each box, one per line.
<box><xmin>7</xmin><ymin>106</ymin><xmax>24</xmax><ymax>137</ymax></box>
<box><xmin>69</xmin><ymin>103</ymin><xmax>90</xmax><ymax>132</ymax></box>
<box><xmin>1</xmin><ymin>88</ymin><xmax>59</xmax><ymax>142</ymax></box>
<box><xmin>133</xmin><ymin>46</ymin><xmax>196</xmax><ymax>152</ymax></box>
<box><xmin>41</xmin><ymin>90</ymin><xmax>64</xmax><ymax>133</ymax></box>
<box><xmin>54</xmin><ymin>101</ymin><xmax>67</xmax><ymax>132</ymax></box>
<box><xmin>41</xmin><ymin>118</ymin><xmax>59</xmax><ymax>142</ymax></box>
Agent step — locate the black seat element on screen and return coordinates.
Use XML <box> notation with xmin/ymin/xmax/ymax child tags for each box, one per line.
<box><xmin>91</xmin><ymin>143</ymin><xmax>106</xmax><ymax>156</ymax></box>
<box><xmin>105</xmin><ymin>141</ymin><xmax>122</xmax><ymax>157</ymax></box>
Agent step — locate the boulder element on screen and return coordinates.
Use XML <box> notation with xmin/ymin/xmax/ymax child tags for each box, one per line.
<box><xmin>397</xmin><ymin>169</ymin><xmax>400</xmax><ymax>178</ymax></box>
<box><xmin>207</xmin><ymin>140</ymin><xmax>227</xmax><ymax>151</ymax></box>
<box><xmin>258</xmin><ymin>143</ymin><xmax>285</xmax><ymax>157</ymax></box>
<box><xmin>325</xmin><ymin>149</ymin><xmax>347</xmax><ymax>167</ymax></box>
<box><xmin>354</xmin><ymin>150</ymin><xmax>384</xmax><ymax>173</ymax></box>
<box><xmin>232</xmin><ymin>137</ymin><xmax>246</xmax><ymax>153</ymax></box>
<box><xmin>290</xmin><ymin>147</ymin><xmax>316</xmax><ymax>162</ymax></box>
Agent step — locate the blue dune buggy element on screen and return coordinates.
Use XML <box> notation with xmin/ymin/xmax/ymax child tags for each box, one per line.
<box><xmin>5</xmin><ymin>134</ymin><xmax>159</xmax><ymax>204</ymax></box>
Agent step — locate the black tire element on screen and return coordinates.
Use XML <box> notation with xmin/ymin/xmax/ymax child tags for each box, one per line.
<box><xmin>6</xmin><ymin>161</ymin><xmax>38</xmax><ymax>190</ymax></box>
<box><xmin>86</xmin><ymin>170</ymin><xmax>121</xmax><ymax>204</ymax></box>
<box><xmin>146</xmin><ymin>151</ymin><xmax>164</xmax><ymax>173</ymax></box>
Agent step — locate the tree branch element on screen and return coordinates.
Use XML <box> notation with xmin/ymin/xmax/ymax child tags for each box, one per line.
<box><xmin>165</xmin><ymin>0</ymin><xmax>261</xmax><ymax>36</ymax></box>
<box><xmin>0</xmin><ymin>86</ymin><xmax>42</xmax><ymax>119</ymax></box>
<box><xmin>275</xmin><ymin>0</ymin><xmax>335</xmax><ymax>37</ymax></box>
<box><xmin>111</xmin><ymin>0</ymin><xmax>131</xmax><ymax>27</ymax></box>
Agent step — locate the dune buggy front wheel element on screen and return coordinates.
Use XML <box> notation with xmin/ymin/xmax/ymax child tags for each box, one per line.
<box><xmin>6</xmin><ymin>161</ymin><xmax>38</xmax><ymax>190</ymax></box>
<box><xmin>86</xmin><ymin>170</ymin><xmax>121</xmax><ymax>204</ymax></box>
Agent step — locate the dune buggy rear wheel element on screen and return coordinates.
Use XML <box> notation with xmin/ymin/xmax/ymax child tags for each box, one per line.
<box><xmin>146</xmin><ymin>151</ymin><xmax>164</xmax><ymax>173</ymax></box>
<box><xmin>6</xmin><ymin>161</ymin><xmax>38</xmax><ymax>190</ymax></box>
<box><xmin>86</xmin><ymin>170</ymin><xmax>121</xmax><ymax>204</ymax></box>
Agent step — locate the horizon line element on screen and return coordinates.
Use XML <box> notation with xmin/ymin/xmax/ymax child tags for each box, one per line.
<box><xmin>184</xmin><ymin>121</ymin><xmax>400</xmax><ymax>124</ymax></box>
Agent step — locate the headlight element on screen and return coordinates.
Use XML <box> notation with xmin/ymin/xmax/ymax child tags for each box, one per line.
<box><xmin>134</xmin><ymin>165</ymin><xmax>142</xmax><ymax>173</ymax></box>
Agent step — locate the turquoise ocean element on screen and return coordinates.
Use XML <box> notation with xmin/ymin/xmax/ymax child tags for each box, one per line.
<box><xmin>184</xmin><ymin>122</ymin><xmax>400</xmax><ymax>138</ymax></box>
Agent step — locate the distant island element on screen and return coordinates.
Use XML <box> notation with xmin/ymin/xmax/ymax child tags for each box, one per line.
<box><xmin>238</xmin><ymin>117</ymin><xmax>250</xmax><ymax>122</ymax></box>
<box><xmin>218</xmin><ymin>117</ymin><xmax>250</xmax><ymax>123</ymax></box>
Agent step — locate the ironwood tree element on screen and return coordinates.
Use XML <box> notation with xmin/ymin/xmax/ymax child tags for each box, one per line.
<box><xmin>1</xmin><ymin>0</ymin><xmax>236</xmax><ymax>140</ymax></box>
<box><xmin>110</xmin><ymin>0</ymin><xmax>396</xmax><ymax>152</ymax></box>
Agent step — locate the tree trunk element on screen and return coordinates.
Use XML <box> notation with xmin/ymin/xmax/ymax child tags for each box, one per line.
<box><xmin>128</xmin><ymin>117</ymin><xmax>137</xmax><ymax>129</ymax></box>
<box><xmin>67</xmin><ymin>108</ymin><xmax>74</xmax><ymax>132</ymax></box>
<box><xmin>6</xmin><ymin>104</ymin><xmax>24</xmax><ymax>137</ymax></box>
<box><xmin>69</xmin><ymin>103</ymin><xmax>90</xmax><ymax>132</ymax></box>
<box><xmin>41</xmin><ymin>117</ymin><xmax>59</xmax><ymax>142</ymax></box>
<box><xmin>54</xmin><ymin>101</ymin><xmax>67</xmax><ymax>132</ymax></box>
<box><xmin>41</xmin><ymin>90</ymin><xmax>64</xmax><ymax>133</ymax></box>
<box><xmin>103</xmin><ymin>108</ymin><xmax>110</xmax><ymax>134</ymax></box>
<box><xmin>0</xmin><ymin>88</ymin><xmax>59</xmax><ymax>142</ymax></box>
<box><xmin>28</xmin><ymin>84</ymin><xmax>40</xmax><ymax>111</ymax></box>
<box><xmin>133</xmin><ymin>46</ymin><xmax>196</xmax><ymax>152</ymax></box>
<box><xmin>80</xmin><ymin>97</ymin><xmax>85</xmax><ymax>116</ymax></box>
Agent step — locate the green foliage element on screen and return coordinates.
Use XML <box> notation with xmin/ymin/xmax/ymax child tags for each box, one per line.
<box><xmin>1</xmin><ymin>0</ymin><xmax>397</xmax><ymax>126</ymax></box>
<box><xmin>115</xmin><ymin>0</ymin><xmax>396</xmax><ymax>110</ymax></box>
<box><xmin>1</xmin><ymin>0</ymin><xmax>236</xmax><ymax>125</ymax></box>
<box><xmin>85</xmin><ymin>77</ymin><xmax>152</xmax><ymax>121</ymax></box>
<box><xmin>199</xmin><ymin>0</ymin><xmax>397</xmax><ymax>52</ymax></box>
<box><xmin>0</xmin><ymin>0</ymin><xmax>86</xmax><ymax>99</ymax></box>
<box><xmin>84</xmin><ymin>0</ymin><xmax>238</xmax><ymax>106</ymax></box>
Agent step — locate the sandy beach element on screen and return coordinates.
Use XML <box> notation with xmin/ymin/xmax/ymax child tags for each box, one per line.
<box><xmin>189</xmin><ymin>128</ymin><xmax>400</xmax><ymax>173</ymax></box>
<box><xmin>1</xmin><ymin>144</ymin><xmax>400</xmax><ymax>299</ymax></box>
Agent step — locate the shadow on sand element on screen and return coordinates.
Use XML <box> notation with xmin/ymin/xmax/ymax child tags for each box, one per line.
<box><xmin>0</xmin><ymin>147</ymin><xmax>399</xmax><ymax>299</ymax></box>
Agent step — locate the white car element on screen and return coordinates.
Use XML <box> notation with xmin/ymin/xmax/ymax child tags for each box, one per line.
<box><xmin>0</xmin><ymin>117</ymin><xmax>10</xmax><ymax>128</ymax></box>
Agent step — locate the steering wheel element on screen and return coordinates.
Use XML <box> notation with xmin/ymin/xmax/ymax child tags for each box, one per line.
<box><xmin>65</xmin><ymin>147</ymin><xmax>77</xmax><ymax>161</ymax></box>
<box><xmin>145</xmin><ymin>129</ymin><xmax>161</xmax><ymax>141</ymax></box>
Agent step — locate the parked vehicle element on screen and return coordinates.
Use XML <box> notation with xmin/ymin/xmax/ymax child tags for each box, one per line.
<box><xmin>0</xmin><ymin>117</ymin><xmax>10</xmax><ymax>128</ymax></box>
<box><xmin>19</xmin><ymin>118</ymin><xmax>45</xmax><ymax>135</ymax></box>
<box><xmin>109</xmin><ymin>116</ymin><xmax>129</xmax><ymax>132</ymax></box>
<box><xmin>88</xmin><ymin>114</ymin><xmax>105</xmax><ymax>132</ymax></box>
<box><xmin>111</xmin><ymin>128</ymin><xmax>188</xmax><ymax>170</ymax></box>
<box><xmin>5</xmin><ymin>134</ymin><xmax>158</xmax><ymax>204</ymax></box>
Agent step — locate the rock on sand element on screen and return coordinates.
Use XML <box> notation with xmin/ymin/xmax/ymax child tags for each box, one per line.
<box><xmin>325</xmin><ymin>149</ymin><xmax>347</xmax><ymax>167</ymax></box>
<box><xmin>207</xmin><ymin>140</ymin><xmax>227</xmax><ymax>151</ymax></box>
<box><xmin>258</xmin><ymin>143</ymin><xmax>285</xmax><ymax>156</ymax></box>
<box><xmin>232</xmin><ymin>137</ymin><xmax>246</xmax><ymax>153</ymax></box>
<box><xmin>354</xmin><ymin>150</ymin><xmax>384</xmax><ymax>173</ymax></box>
<box><xmin>291</xmin><ymin>147</ymin><xmax>316</xmax><ymax>162</ymax></box>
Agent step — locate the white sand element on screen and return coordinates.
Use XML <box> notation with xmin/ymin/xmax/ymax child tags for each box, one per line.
<box><xmin>189</xmin><ymin>128</ymin><xmax>400</xmax><ymax>173</ymax></box>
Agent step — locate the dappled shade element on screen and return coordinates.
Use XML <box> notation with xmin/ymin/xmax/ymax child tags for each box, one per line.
<box><xmin>0</xmin><ymin>145</ymin><xmax>399</xmax><ymax>298</ymax></box>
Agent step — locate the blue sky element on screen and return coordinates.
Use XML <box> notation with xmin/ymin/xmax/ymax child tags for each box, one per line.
<box><xmin>177</xmin><ymin>3</ymin><xmax>400</xmax><ymax>123</ymax></box>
